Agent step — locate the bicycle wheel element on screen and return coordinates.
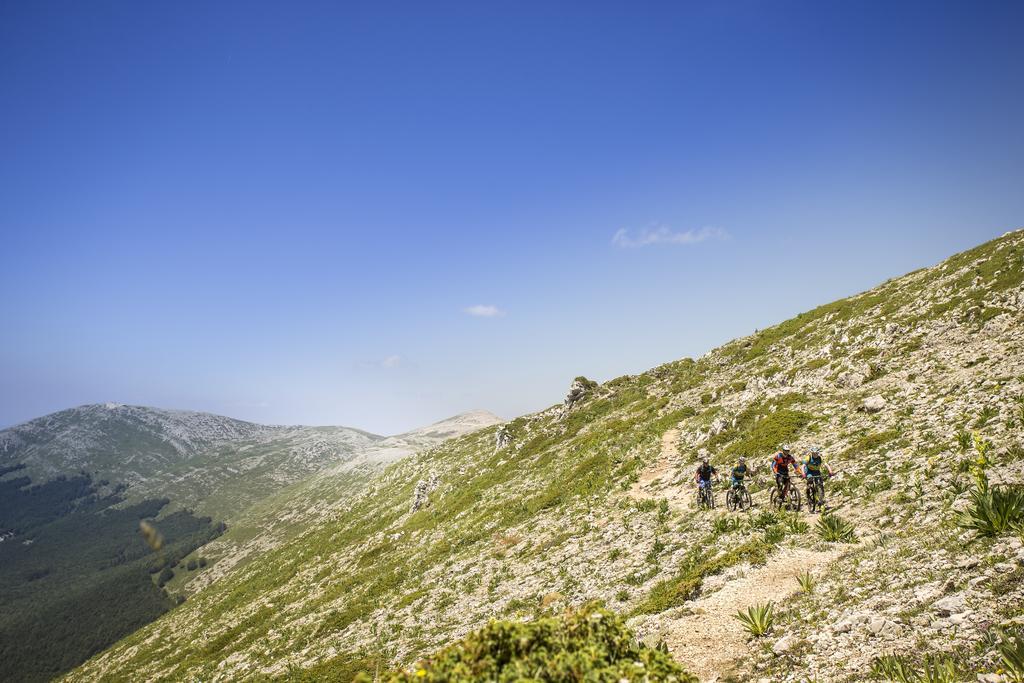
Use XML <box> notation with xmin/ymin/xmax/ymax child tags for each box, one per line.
<box><xmin>770</xmin><ymin>487</ymin><xmax>782</xmax><ymax>510</ymax></box>
<box><xmin>788</xmin><ymin>488</ymin><xmax>802</xmax><ymax>512</ymax></box>
<box><xmin>742</xmin><ymin>489</ymin><xmax>752</xmax><ymax>510</ymax></box>
<box><xmin>726</xmin><ymin>490</ymin><xmax>738</xmax><ymax>511</ymax></box>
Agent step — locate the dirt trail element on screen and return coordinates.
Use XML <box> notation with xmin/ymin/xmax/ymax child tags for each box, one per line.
<box><xmin>627</xmin><ymin>428</ymin><xmax>694</xmax><ymax>511</ymax></box>
<box><xmin>662</xmin><ymin>546</ymin><xmax>841</xmax><ymax>682</ymax></box>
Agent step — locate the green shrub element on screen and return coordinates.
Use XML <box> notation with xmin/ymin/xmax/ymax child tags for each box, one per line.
<box><xmin>957</xmin><ymin>484</ymin><xmax>1024</xmax><ymax>537</ymax></box>
<box><xmin>816</xmin><ymin>514</ymin><xmax>857</xmax><ymax>543</ymax></box>
<box><xmin>734</xmin><ymin>602</ymin><xmax>774</xmax><ymax>637</ymax></box>
<box><xmin>364</xmin><ymin>604</ymin><xmax>697</xmax><ymax>682</ymax></box>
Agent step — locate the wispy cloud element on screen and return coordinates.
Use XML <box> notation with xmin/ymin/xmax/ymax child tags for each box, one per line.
<box><xmin>612</xmin><ymin>225</ymin><xmax>730</xmax><ymax>248</ymax></box>
<box><xmin>380</xmin><ymin>354</ymin><xmax>402</xmax><ymax>368</ymax></box>
<box><xmin>463</xmin><ymin>304</ymin><xmax>504</xmax><ymax>318</ymax></box>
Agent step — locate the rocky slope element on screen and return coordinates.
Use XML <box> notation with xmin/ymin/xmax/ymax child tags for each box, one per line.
<box><xmin>67</xmin><ymin>230</ymin><xmax>1024</xmax><ymax>682</ymax></box>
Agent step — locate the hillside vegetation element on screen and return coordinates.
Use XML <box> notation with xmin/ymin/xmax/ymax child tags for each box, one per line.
<box><xmin>0</xmin><ymin>471</ymin><xmax>223</xmax><ymax>682</ymax></box>
<box><xmin>68</xmin><ymin>230</ymin><xmax>1024</xmax><ymax>682</ymax></box>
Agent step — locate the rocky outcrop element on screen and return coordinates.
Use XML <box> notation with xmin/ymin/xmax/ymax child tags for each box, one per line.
<box><xmin>494</xmin><ymin>425</ymin><xmax>512</xmax><ymax>451</ymax></box>
<box><xmin>410</xmin><ymin>472</ymin><xmax>440</xmax><ymax>512</ymax></box>
<box><xmin>860</xmin><ymin>395</ymin><xmax>887</xmax><ymax>413</ymax></box>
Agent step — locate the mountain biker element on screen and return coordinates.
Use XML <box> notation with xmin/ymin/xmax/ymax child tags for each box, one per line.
<box><xmin>803</xmin><ymin>446</ymin><xmax>833</xmax><ymax>505</ymax></box>
<box><xmin>771</xmin><ymin>445</ymin><xmax>800</xmax><ymax>504</ymax></box>
<box><xmin>730</xmin><ymin>457</ymin><xmax>750</xmax><ymax>490</ymax></box>
<box><xmin>694</xmin><ymin>457</ymin><xmax>719</xmax><ymax>496</ymax></box>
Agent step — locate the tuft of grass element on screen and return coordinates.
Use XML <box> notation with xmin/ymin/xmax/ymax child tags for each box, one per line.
<box><xmin>712</xmin><ymin>516</ymin><xmax>742</xmax><ymax>535</ymax></box>
<box><xmin>955</xmin><ymin>430</ymin><xmax>972</xmax><ymax>453</ymax></box>
<box><xmin>783</xmin><ymin>513</ymin><xmax>809</xmax><ymax>535</ymax></box>
<box><xmin>734</xmin><ymin>602</ymin><xmax>774</xmax><ymax>637</ymax></box>
<box><xmin>795</xmin><ymin>570</ymin><xmax>814</xmax><ymax>593</ymax></box>
<box><xmin>994</xmin><ymin>628</ymin><xmax>1024</xmax><ymax>682</ymax></box>
<box><xmin>870</xmin><ymin>653</ymin><xmax>961</xmax><ymax>682</ymax></box>
<box><xmin>957</xmin><ymin>484</ymin><xmax>1024</xmax><ymax>537</ymax></box>
<box><xmin>816</xmin><ymin>513</ymin><xmax>857</xmax><ymax>543</ymax></box>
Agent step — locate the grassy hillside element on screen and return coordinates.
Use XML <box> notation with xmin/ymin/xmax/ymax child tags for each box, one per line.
<box><xmin>68</xmin><ymin>230</ymin><xmax>1024</xmax><ymax>682</ymax></box>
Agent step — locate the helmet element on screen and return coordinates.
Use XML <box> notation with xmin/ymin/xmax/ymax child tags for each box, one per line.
<box><xmin>702</xmin><ymin>457</ymin><xmax>709</xmax><ymax>464</ymax></box>
<box><xmin>781</xmin><ymin>444</ymin><xmax>792</xmax><ymax>452</ymax></box>
<box><xmin>738</xmin><ymin>457</ymin><xmax>746</xmax><ymax>464</ymax></box>
<box><xmin>811</xmin><ymin>445</ymin><xmax>822</xmax><ymax>454</ymax></box>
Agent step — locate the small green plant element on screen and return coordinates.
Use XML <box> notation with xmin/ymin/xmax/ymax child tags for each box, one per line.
<box><xmin>816</xmin><ymin>513</ymin><xmax>857</xmax><ymax>542</ymax></box>
<box><xmin>608</xmin><ymin>548</ymin><xmax>623</xmax><ymax>562</ymax></box>
<box><xmin>957</xmin><ymin>484</ymin><xmax>1024</xmax><ymax>537</ymax></box>
<box><xmin>795</xmin><ymin>570</ymin><xmax>814</xmax><ymax>593</ymax></box>
<box><xmin>748</xmin><ymin>510</ymin><xmax>779</xmax><ymax>530</ymax></box>
<box><xmin>972</xmin><ymin>431</ymin><xmax>994</xmax><ymax>484</ymax></box>
<box><xmin>994</xmin><ymin>628</ymin><xmax>1024</xmax><ymax>682</ymax></box>
<box><xmin>763</xmin><ymin>525</ymin><xmax>785</xmax><ymax>544</ymax></box>
<box><xmin>949</xmin><ymin>477</ymin><xmax>969</xmax><ymax>497</ymax></box>
<box><xmin>712</xmin><ymin>516</ymin><xmax>742</xmax><ymax>534</ymax></box>
<box><xmin>866</xmin><ymin>362</ymin><xmax>886</xmax><ymax>382</ymax></box>
<box><xmin>635</xmin><ymin>499</ymin><xmax>657</xmax><ymax>513</ymax></box>
<box><xmin>615</xmin><ymin>589</ymin><xmax>630</xmax><ymax>603</ymax></box>
<box><xmin>657</xmin><ymin>498</ymin><xmax>671</xmax><ymax>524</ymax></box>
<box><xmin>783</xmin><ymin>513</ymin><xmax>809</xmax><ymax>534</ymax></box>
<box><xmin>734</xmin><ymin>602</ymin><xmax>774</xmax><ymax>637</ymax></box>
<box><xmin>871</xmin><ymin>653</ymin><xmax>961</xmax><ymax>682</ymax></box>
<box><xmin>645</xmin><ymin>538</ymin><xmax>666</xmax><ymax>564</ymax></box>
<box><xmin>955</xmin><ymin>430</ymin><xmax>972</xmax><ymax>452</ymax></box>
<box><xmin>974</xmin><ymin>405</ymin><xmax>999</xmax><ymax>428</ymax></box>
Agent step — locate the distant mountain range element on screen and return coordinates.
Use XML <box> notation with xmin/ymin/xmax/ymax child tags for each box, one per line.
<box><xmin>0</xmin><ymin>403</ymin><xmax>501</xmax><ymax>682</ymax></box>
<box><xmin>0</xmin><ymin>403</ymin><xmax>502</xmax><ymax>522</ymax></box>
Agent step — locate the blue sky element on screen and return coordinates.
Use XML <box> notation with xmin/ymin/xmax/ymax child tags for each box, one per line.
<box><xmin>2</xmin><ymin>1</ymin><xmax>1022</xmax><ymax>434</ymax></box>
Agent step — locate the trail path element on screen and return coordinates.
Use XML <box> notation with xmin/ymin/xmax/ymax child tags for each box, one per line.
<box><xmin>662</xmin><ymin>546</ymin><xmax>841</xmax><ymax>682</ymax></box>
<box><xmin>627</xmin><ymin>428</ymin><xmax>695</xmax><ymax>511</ymax></box>
<box><xmin>627</xmin><ymin>428</ymin><xmax>860</xmax><ymax>681</ymax></box>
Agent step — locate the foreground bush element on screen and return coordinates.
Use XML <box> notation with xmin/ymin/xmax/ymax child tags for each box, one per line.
<box><xmin>366</xmin><ymin>604</ymin><xmax>696</xmax><ymax>682</ymax></box>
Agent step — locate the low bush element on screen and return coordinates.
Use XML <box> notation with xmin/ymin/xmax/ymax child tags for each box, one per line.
<box><xmin>364</xmin><ymin>604</ymin><xmax>697</xmax><ymax>682</ymax></box>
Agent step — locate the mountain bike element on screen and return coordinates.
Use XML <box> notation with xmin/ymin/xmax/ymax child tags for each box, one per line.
<box><xmin>806</xmin><ymin>473</ymin><xmax>830</xmax><ymax>513</ymax></box>
<box><xmin>696</xmin><ymin>480</ymin><xmax>716</xmax><ymax>509</ymax></box>
<box><xmin>726</xmin><ymin>482</ymin><xmax>752</xmax><ymax>511</ymax></box>
<box><xmin>770</xmin><ymin>475</ymin><xmax>801</xmax><ymax>511</ymax></box>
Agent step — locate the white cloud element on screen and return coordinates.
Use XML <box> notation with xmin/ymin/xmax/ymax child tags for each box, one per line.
<box><xmin>612</xmin><ymin>225</ymin><xmax>730</xmax><ymax>248</ymax></box>
<box><xmin>380</xmin><ymin>355</ymin><xmax>402</xmax><ymax>368</ymax></box>
<box><xmin>463</xmin><ymin>304</ymin><xmax>504</xmax><ymax>318</ymax></box>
